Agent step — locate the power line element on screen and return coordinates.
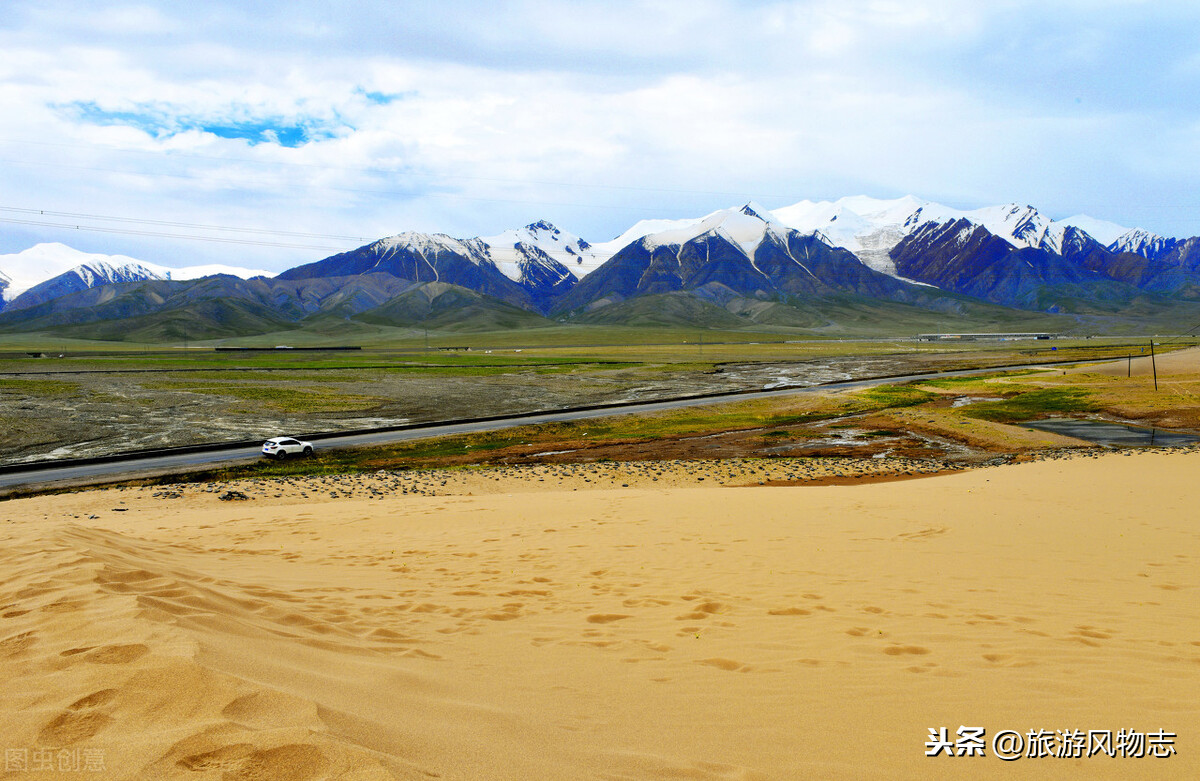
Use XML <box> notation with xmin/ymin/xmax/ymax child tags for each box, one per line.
<box><xmin>0</xmin><ymin>216</ymin><xmax>347</xmax><ymax>251</ymax></box>
<box><xmin>0</xmin><ymin>206</ymin><xmax>681</xmax><ymax>261</ymax></box>
<box><xmin>0</xmin><ymin>213</ymin><xmax>667</xmax><ymax>261</ymax></box>
<box><xmin>1149</xmin><ymin>316</ymin><xmax>1200</xmax><ymax>349</ymax></box>
<box><xmin>0</xmin><ymin>206</ymin><xmax>371</xmax><ymax>242</ymax></box>
<box><xmin>0</xmin><ymin>206</ymin><xmax>638</xmax><ymax>258</ymax></box>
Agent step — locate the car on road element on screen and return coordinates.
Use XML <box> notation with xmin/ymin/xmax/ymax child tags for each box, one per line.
<box><xmin>262</xmin><ymin>436</ymin><xmax>313</xmax><ymax>460</ymax></box>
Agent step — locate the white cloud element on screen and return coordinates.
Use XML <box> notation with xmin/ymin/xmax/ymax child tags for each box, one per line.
<box><xmin>1</xmin><ymin>0</ymin><xmax>1199</xmax><ymax>268</ymax></box>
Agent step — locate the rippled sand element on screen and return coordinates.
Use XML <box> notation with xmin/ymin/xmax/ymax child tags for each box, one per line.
<box><xmin>1</xmin><ymin>451</ymin><xmax>1197</xmax><ymax>779</ymax></box>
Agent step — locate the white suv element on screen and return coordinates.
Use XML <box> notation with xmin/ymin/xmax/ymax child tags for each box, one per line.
<box><xmin>262</xmin><ymin>436</ymin><xmax>313</xmax><ymax>460</ymax></box>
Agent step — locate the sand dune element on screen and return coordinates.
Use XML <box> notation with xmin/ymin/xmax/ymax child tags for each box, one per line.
<box><xmin>1</xmin><ymin>451</ymin><xmax>1197</xmax><ymax>779</ymax></box>
<box><xmin>1070</xmin><ymin>342</ymin><xmax>1200</xmax><ymax>377</ymax></box>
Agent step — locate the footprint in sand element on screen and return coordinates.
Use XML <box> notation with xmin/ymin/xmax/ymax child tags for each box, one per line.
<box><xmin>675</xmin><ymin>601</ymin><xmax>728</xmax><ymax>620</ymax></box>
<box><xmin>40</xmin><ymin>689</ymin><xmax>118</xmax><ymax>746</ymax></box>
<box><xmin>767</xmin><ymin>607</ymin><xmax>811</xmax><ymax>616</ymax></box>
<box><xmin>69</xmin><ymin>689</ymin><xmax>119</xmax><ymax>710</ymax></box>
<box><xmin>696</xmin><ymin>657</ymin><xmax>753</xmax><ymax>672</ymax></box>
<box><xmin>14</xmin><ymin>583</ymin><xmax>59</xmax><ymax>600</ymax></box>
<box><xmin>0</xmin><ymin>630</ymin><xmax>36</xmax><ymax>656</ymax></box>
<box><xmin>623</xmin><ymin>597</ymin><xmax>672</xmax><ymax>607</ymax></box>
<box><xmin>80</xmin><ymin>643</ymin><xmax>150</xmax><ymax>664</ymax></box>
<box><xmin>882</xmin><ymin>645</ymin><xmax>931</xmax><ymax>656</ymax></box>
<box><xmin>178</xmin><ymin>744</ymin><xmax>329</xmax><ymax>780</ymax></box>
<box><xmin>482</xmin><ymin>604</ymin><xmax>524</xmax><ymax>621</ymax></box>
<box><xmin>399</xmin><ymin>648</ymin><xmax>441</xmax><ymax>660</ymax></box>
<box><xmin>982</xmin><ymin>653</ymin><xmax>1035</xmax><ymax>668</ymax></box>
<box><xmin>1067</xmin><ymin>626</ymin><xmax>1113</xmax><ymax>646</ymax></box>
<box><xmin>96</xmin><ymin>568</ymin><xmax>162</xmax><ymax>586</ymax></box>
<box><xmin>586</xmin><ymin>614</ymin><xmax>631</xmax><ymax>624</ymax></box>
<box><xmin>896</xmin><ymin>527</ymin><xmax>948</xmax><ymax>541</ymax></box>
<box><xmin>38</xmin><ymin>710</ymin><xmax>113</xmax><ymax>745</ymax></box>
<box><xmin>40</xmin><ymin>597</ymin><xmax>85</xmax><ymax>613</ymax></box>
<box><xmin>906</xmin><ymin>663</ymin><xmax>938</xmax><ymax>674</ymax></box>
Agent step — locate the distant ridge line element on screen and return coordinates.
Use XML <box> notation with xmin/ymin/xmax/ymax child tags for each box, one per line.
<box><xmin>213</xmin><ymin>346</ymin><xmax>362</xmax><ymax>351</ymax></box>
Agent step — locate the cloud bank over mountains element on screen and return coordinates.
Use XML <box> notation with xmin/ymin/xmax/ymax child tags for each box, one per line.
<box><xmin>2</xmin><ymin>1</ymin><xmax>1200</xmax><ymax>272</ymax></box>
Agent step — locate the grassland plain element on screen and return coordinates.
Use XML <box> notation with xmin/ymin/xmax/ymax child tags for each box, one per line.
<box><xmin>0</xmin><ymin>335</ymin><xmax>1191</xmax><ymax>467</ymax></box>
<box><xmin>50</xmin><ymin>349</ymin><xmax>1195</xmax><ymax>495</ymax></box>
<box><xmin>0</xmin><ymin>322</ymin><xmax>862</xmax><ymax>352</ymax></box>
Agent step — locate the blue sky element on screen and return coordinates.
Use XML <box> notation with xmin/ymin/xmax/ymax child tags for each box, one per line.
<box><xmin>1</xmin><ymin>0</ymin><xmax>1199</xmax><ymax>271</ymax></box>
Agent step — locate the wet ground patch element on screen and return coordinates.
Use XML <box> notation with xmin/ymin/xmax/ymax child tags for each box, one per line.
<box><xmin>1022</xmin><ymin>418</ymin><xmax>1200</xmax><ymax>447</ymax></box>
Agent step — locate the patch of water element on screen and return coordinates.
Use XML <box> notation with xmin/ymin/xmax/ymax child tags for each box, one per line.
<box><xmin>1023</xmin><ymin>418</ymin><xmax>1200</xmax><ymax>447</ymax></box>
<box><xmin>951</xmin><ymin>396</ymin><xmax>1005</xmax><ymax>408</ymax></box>
<box><xmin>763</xmin><ymin>428</ymin><xmax>900</xmax><ymax>453</ymax></box>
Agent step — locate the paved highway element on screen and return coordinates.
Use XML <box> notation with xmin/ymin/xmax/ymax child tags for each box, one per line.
<box><xmin>0</xmin><ymin>359</ymin><xmax>1098</xmax><ymax>492</ymax></box>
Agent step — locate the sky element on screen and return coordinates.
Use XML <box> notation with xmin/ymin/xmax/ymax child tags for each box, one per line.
<box><xmin>2</xmin><ymin>0</ymin><xmax>1200</xmax><ymax>272</ymax></box>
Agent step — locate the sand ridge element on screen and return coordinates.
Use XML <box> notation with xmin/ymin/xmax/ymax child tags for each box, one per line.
<box><xmin>1</xmin><ymin>450</ymin><xmax>1198</xmax><ymax>779</ymax></box>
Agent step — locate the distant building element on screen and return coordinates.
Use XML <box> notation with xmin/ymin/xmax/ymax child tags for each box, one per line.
<box><xmin>916</xmin><ymin>333</ymin><xmax>1059</xmax><ymax>342</ymax></box>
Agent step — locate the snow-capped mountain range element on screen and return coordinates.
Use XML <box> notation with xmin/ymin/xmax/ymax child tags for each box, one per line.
<box><xmin>512</xmin><ymin>194</ymin><xmax>1176</xmax><ymax>284</ymax></box>
<box><xmin>1</xmin><ymin>195</ymin><xmax>1196</xmax><ymax>327</ymax></box>
<box><xmin>769</xmin><ymin>195</ymin><xmax>1166</xmax><ymax>262</ymax></box>
<box><xmin>0</xmin><ymin>243</ymin><xmax>273</xmax><ymax>309</ymax></box>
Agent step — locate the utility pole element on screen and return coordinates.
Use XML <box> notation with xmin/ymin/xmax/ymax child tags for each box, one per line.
<box><xmin>1150</xmin><ymin>341</ymin><xmax>1158</xmax><ymax>391</ymax></box>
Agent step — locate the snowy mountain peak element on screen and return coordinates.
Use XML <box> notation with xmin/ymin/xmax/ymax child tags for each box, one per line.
<box><xmin>772</xmin><ymin>195</ymin><xmax>939</xmax><ymax>253</ymax></box>
<box><xmin>769</xmin><ymin>196</ymin><xmax>1132</xmax><ymax>260</ymax></box>
<box><xmin>0</xmin><ymin>243</ymin><xmax>153</xmax><ymax>302</ymax></box>
<box><xmin>954</xmin><ymin>203</ymin><xmax>1058</xmax><ymax>251</ymax></box>
<box><xmin>593</xmin><ymin>203</ymin><xmax>796</xmax><ymax>261</ymax></box>
<box><xmin>1004</xmin><ymin>204</ymin><xmax>1048</xmax><ymax>245</ymax></box>
<box><xmin>840</xmin><ymin>194</ymin><xmax>928</xmax><ymax>218</ymax></box>
<box><xmin>374</xmin><ymin>231</ymin><xmax>484</xmax><ymax>258</ymax></box>
<box><xmin>0</xmin><ymin>242</ymin><xmax>274</xmax><ymax>305</ymax></box>
<box><xmin>1059</xmin><ymin>225</ymin><xmax>1098</xmax><ymax>255</ymax></box>
<box><xmin>1057</xmin><ymin>214</ymin><xmax>1129</xmax><ymax>246</ymax></box>
<box><xmin>739</xmin><ymin>201</ymin><xmax>774</xmax><ymax>222</ymax></box>
<box><xmin>632</xmin><ymin>205</ymin><xmax>779</xmax><ymax>260</ymax></box>
<box><xmin>1111</xmin><ymin>227</ymin><xmax>1176</xmax><ymax>258</ymax></box>
<box><xmin>480</xmin><ymin>221</ymin><xmax>601</xmax><ymax>280</ymax></box>
<box><xmin>74</xmin><ymin>260</ymin><xmax>166</xmax><ymax>288</ymax></box>
<box><xmin>524</xmin><ymin>219</ymin><xmax>560</xmax><ymax>236</ymax></box>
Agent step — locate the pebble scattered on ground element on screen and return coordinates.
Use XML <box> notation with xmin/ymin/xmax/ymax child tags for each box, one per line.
<box><xmin>123</xmin><ymin>447</ymin><xmax>1181</xmax><ymax>504</ymax></box>
<box><xmin>129</xmin><ymin>456</ymin><xmax>965</xmax><ymax>504</ymax></box>
<box><xmin>27</xmin><ymin>445</ymin><xmax>1200</xmax><ymax>518</ymax></box>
